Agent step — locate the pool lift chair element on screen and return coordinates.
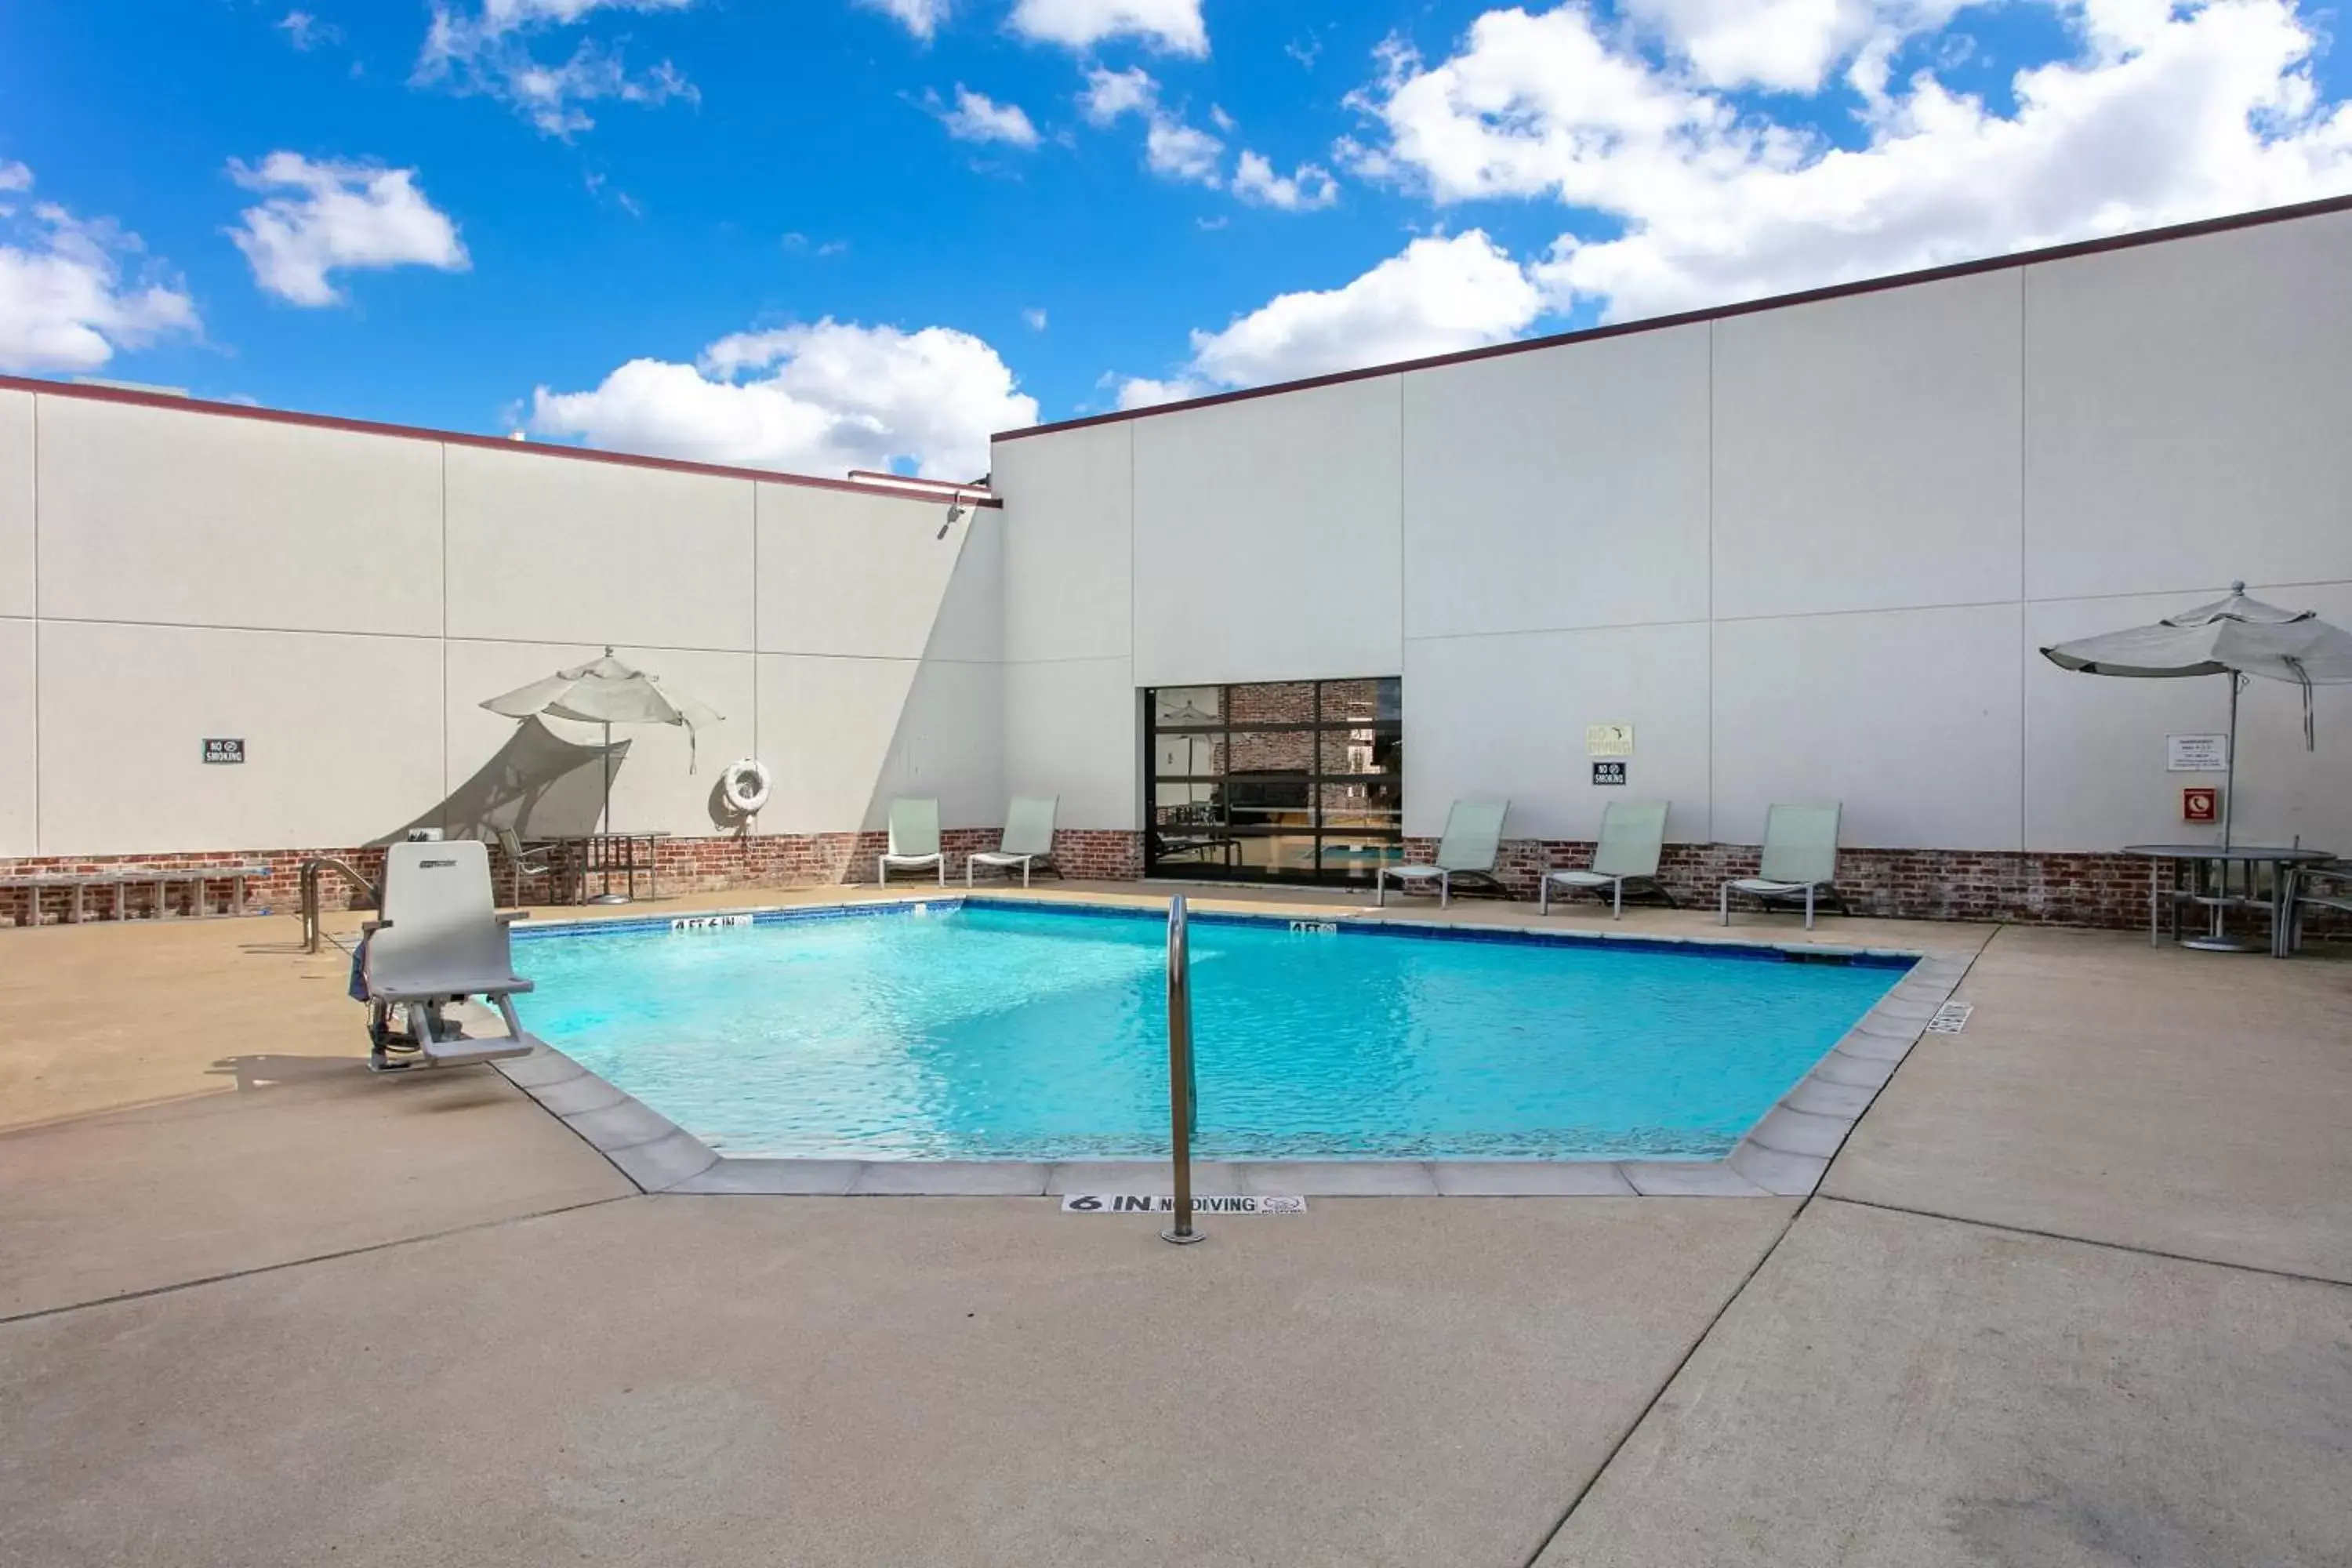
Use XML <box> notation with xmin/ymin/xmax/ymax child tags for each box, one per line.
<box><xmin>358</xmin><ymin>840</ymin><xmax>543</xmax><ymax>1072</ymax></box>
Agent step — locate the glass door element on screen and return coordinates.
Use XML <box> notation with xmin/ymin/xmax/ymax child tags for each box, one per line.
<box><xmin>1143</xmin><ymin>678</ymin><xmax>1402</xmax><ymax>886</ymax></box>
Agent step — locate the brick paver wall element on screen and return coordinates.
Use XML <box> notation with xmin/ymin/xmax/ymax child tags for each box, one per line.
<box><xmin>4</xmin><ymin>832</ymin><xmax>2339</xmax><ymax>938</ymax></box>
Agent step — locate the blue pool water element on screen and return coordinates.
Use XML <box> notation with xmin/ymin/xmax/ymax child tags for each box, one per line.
<box><xmin>521</xmin><ymin>903</ymin><xmax>1907</xmax><ymax>1162</ymax></box>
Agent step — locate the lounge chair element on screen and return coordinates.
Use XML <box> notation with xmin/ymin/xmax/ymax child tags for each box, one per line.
<box><xmin>2288</xmin><ymin>861</ymin><xmax>2352</xmax><ymax>953</ymax></box>
<box><xmin>1541</xmin><ymin>800</ymin><xmax>1674</xmax><ymax>918</ymax></box>
<box><xmin>1719</xmin><ymin>804</ymin><xmax>1847</xmax><ymax>931</ymax></box>
<box><xmin>356</xmin><ymin>840</ymin><xmax>541</xmax><ymax>1071</ymax></box>
<box><xmin>493</xmin><ymin>827</ymin><xmax>568</xmax><ymax>906</ymax></box>
<box><xmin>1375</xmin><ymin>800</ymin><xmax>1508</xmax><ymax>909</ymax></box>
<box><xmin>968</xmin><ymin>795</ymin><xmax>1060</xmax><ymax>887</ymax></box>
<box><xmin>877</xmin><ymin>797</ymin><xmax>945</xmax><ymax>885</ymax></box>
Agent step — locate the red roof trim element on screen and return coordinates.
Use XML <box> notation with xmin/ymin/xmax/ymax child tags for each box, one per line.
<box><xmin>993</xmin><ymin>193</ymin><xmax>2352</xmax><ymax>445</ymax></box>
<box><xmin>0</xmin><ymin>374</ymin><xmax>1003</xmax><ymax>507</ymax></box>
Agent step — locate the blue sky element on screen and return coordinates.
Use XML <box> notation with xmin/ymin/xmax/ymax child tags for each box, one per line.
<box><xmin>2</xmin><ymin>0</ymin><xmax>2348</xmax><ymax>479</ymax></box>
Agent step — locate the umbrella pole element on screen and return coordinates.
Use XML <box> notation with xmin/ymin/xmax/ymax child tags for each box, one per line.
<box><xmin>591</xmin><ymin>719</ymin><xmax>627</xmax><ymax>906</ymax></box>
<box><xmin>2222</xmin><ymin>675</ymin><xmax>2239</xmax><ymax>854</ymax></box>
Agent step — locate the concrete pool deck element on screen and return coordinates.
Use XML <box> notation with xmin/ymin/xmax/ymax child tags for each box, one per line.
<box><xmin>3</xmin><ymin>887</ymin><xmax>2348</xmax><ymax>1565</ymax></box>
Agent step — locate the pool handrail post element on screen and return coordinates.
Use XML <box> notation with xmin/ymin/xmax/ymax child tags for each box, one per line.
<box><xmin>1163</xmin><ymin>895</ymin><xmax>1206</xmax><ymax>1245</ymax></box>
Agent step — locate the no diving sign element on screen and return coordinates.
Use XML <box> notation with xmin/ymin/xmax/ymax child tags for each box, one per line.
<box><xmin>1062</xmin><ymin>1194</ymin><xmax>1307</xmax><ymax>1214</ymax></box>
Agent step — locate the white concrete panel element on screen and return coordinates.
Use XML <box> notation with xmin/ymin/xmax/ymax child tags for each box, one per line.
<box><xmin>0</xmin><ymin>619</ymin><xmax>32</xmax><ymax>855</ymax></box>
<box><xmin>0</xmin><ymin>391</ymin><xmax>31</xmax><ymax>619</ymax></box>
<box><xmin>444</xmin><ymin>641</ymin><xmax>757</xmax><ymax>841</ymax></box>
<box><xmin>2024</xmin><ymin>582</ymin><xmax>2352</xmax><ymax>852</ymax></box>
<box><xmin>756</xmin><ymin>482</ymin><xmax>982</xmax><ymax>659</ymax></box>
<box><xmin>34</xmin><ymin>397</ymin><xmax>442</xmax><ymax>636</ymax></box>
<box><xmin>1403</xmin><ymin>624</ymin><xmax>1711</xmax><ymax>842</ymax></box>
<box><xmin>2025</xmin><ymin>212</ymin><xmax>2352</xmax><ymax>601</ymax></box>
<box><xmin>1004</xmin><ymin>657</ymin><xmax>1138</xmax><ymax>830</ymax></box>
<box><xmin>992</xmin><ymin>421</ymin><xmax>1132</xmax><ymax>663</ymax></box>
<box><xmin>1712</xmin><ymin>604</ymin><xmax>2024</xmax><ymax>851</ymax></box>
<box><xmin>879</xmin><ymin>659</ymin><xmax>1004</xmax><ymax>831</ymax></box>
<box><xmin>36</xmin><ymin>622</ymin><xmax>443</xmax><ymax>855</ymax></box>
<box><xmin>1131</xmin><ymin>378</ymin><xmax>1403</xmax><ymax>686</ymax></box>
<box><xmin>444</xmin><ymin>445</ymin><xmax>753</xmax><ymax>651</ymax></box>
<box><xmin>1403</xmin><ymin>325</ymin><xmax>1711</xmax><ymax>637</ymax></box>
<box><xmin>755</xmin><ymin>655</ymin><xmax>921</xmax><ymax>833</ymax></box>
<box><xmin>1712</xmin><ymin>270</ymin><xmax>2024</xmax><ymax>619</ymax></box>
<box><xmin>923</xmin><ymin>508</ymin><xmax>1002</xmax><ymax>664</ymax></box>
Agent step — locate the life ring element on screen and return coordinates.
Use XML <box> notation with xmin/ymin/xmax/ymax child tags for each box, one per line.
<box><xmin>720</xmin><ymin>758</ymin><xmax>771</xmax><ymax>815</ymax></box>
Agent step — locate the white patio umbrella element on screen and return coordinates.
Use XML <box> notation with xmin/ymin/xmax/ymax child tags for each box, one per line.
<box><xmin>481</xmin><ymin>648</ymin><xmax>723</xmax><ymax>898</ymax></box>
<box><xmin>2039</xmin><ymin>581</ymin><xmax>2352</xmax><ymax>848</ymax></box>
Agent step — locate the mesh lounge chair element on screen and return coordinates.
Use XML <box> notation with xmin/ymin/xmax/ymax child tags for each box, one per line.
<box><xmin>1720</xmin><ymin>804</ymin><xmax>1847</xmax><ymax>931</ymax></box>
<box><xmin>357</xmin><ymin>840</ymin><xmax>541</xmax><ymax>1072</ymax></box>
<box><xmin>494</xmin><ymin>827</ymin><xmax>568</xmax><ymax>906</ymax></box>
<box><xmin>877</xmin><ymin>797</ymin><xmax>945</xmax><ymax>885</ymax></box>
<box><xmin>968</xmin><ymin>795</ymin><xmax>1060</xmax><ymax>887</ymax></box>
<box><xmin>2288</xmin><ymin>861</ymin><xmax>2352</xmax><ymax>953</ymax></box>
<box><xmin>1375</xmin><ymin>800</ymin><xmax>1508</xmax><ymax>909</ymax></box>
<box><xmin>1541</xmin><ymin>800</ymin><xmax>1675</xmax><ymax>918</ymax></box>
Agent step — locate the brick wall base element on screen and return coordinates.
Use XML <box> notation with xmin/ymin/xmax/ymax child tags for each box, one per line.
<box><xmin>1401</xmin><ymin>837</ymin><xmax>2349</xmax><ymax>940</ymax></box>
<box><xmin>0</xmin><ymin>829</ymin><xmax>1146</xmax><ymax>927</ymax></box>
<box><xmin>3</xmin><ymin>832</ymin><xmax>2337</xmax><ymax>940</ymax></box>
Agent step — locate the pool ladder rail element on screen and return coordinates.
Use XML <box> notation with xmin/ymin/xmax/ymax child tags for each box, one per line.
<box><xmin>1163</xmin><ymin>895</ymin><xmax>1206</xmax><ymax>1246</ymax></box>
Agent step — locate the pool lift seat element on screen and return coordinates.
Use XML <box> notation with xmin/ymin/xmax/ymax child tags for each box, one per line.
<box><xmin>358</xmin><ymin>840</ymin><xmax>543</xmax><ymax>1072</ymax></box>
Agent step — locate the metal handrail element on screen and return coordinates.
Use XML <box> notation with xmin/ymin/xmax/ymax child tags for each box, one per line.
<box><xmin>299</xmin><ymin>855</ymin><xmax>379</xmax><ymax>954</ymax></box>
<box><xmin>1163</xmin><ymin>895</ymin><xmax>1205</xmax><ymax>1245</ymax></box>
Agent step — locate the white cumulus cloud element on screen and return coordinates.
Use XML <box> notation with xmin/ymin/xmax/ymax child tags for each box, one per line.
<box><xmin>1010</xmin><ymin>0</ymin><xmax>1207</xmax><ymax>56</ymax></box>
<box><xmin>1114</xmin><ymin>229</ymin><xmax>1541</xmax><ymax>405</ymax></box>
<box><xmin>0</xmin><ymin>165</ymin><xmax>200</xmax><ymax>373</ymax></box>
<box><xmin>1232</xmin><ymin>151</ymin><xmax>1339</xmax><ymax>210</ymax></box>
<box><xmin>228</xmin><ymin>153</ymin><xmax>470</xmax><ymax>307</ymax></box>
<box><xmin>931</xmin><ymin>85</ymin><xmax>1041</xmax><ymax>146</ymax></box>
<box><xmin>530</xmin><ymin>318</ymin><xmax>1039</xmax><ymax>479</ymax></box>
<box><xmin>1621</xmin><ymin>0</ymin><xmax>1963</xmax><ymax>93</ymax></box>
<box><xmin>1080</xmin><ymin>66</ymin><xmax>1225</xmax><ymax>185</ymax></box>
<box><xmin>1351</xmin><ymin>0</ymin><xmax>2352</xmax><ymax>324</ymax></box>
<box><xmin>858</xmin><ymin>0</ymin><xmax>952</xmax><ymax>40</ymax></box>
<box><xmin>415</xmin><ymin>0</ymin><xmax>695</xmax><ymax>136</ymax></box>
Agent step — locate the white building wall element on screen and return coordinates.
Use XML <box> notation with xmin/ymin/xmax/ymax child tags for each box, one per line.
<box><xmin>1711</xmin><ymin>270</ymin><xmax>2024</xmax><ymax>620</ymax></box>
<box><xmin>14</xmin><ymin>203</ymin><xmax>2351</xmax><ymax>870</ymax></box>
<box><xmin>2023</xmin><ymin>210</ymin><xmax>2352</xmax><ymax>601</ymax></box>
<box><xmin>992</xmin><ymin>419</ymin><xmax>1138</xmax><ymax>831</ymax></box>
<box><xmin>0</xmin><ymin>390</ymin><xmax>34</xmax><ymax>620</ymax></box>
<box><xmin>36</xmin><ymin>396</ymin><xmax>445</xmax><ymax>637</ymax></box>
<box><xmin>9</xmin><ymin>389</ymin><xmax>986</xmax><ymax>858</ymax></box>
<box><xmin>1131</xmin><ymin>377</ymin><xmax>1403</xmax><ymax>688</ymax></box>
<box><xmin>991</xmin><ymin>202</ymin><xmax>2352</xmax><ymax>858</ymax></box>
<box><xmin>0</xmin><ymin>617</ymin><xmax>34</xmax><ymax>857</ymax></box>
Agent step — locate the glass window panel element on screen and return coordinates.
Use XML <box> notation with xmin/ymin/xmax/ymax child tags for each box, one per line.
<box><xmin>1318</xmin><ymin>730</ymin><xmax>1400</xmax><ymax>777</ymax></box>
<box><xmin>1317</xmin><ymin>779</ymin><xmax>1401</xmax><ymax>829</ymax></box>
<box><xmin>1231</xmin><ymin>833</ymin><xmax>1318</xmax><ymax>875</ymax></box>
<box><xmin>1226</xmin><ymin>775</ymin><xmax>1311</xmax><ymax>812</ymax></box>
<box><xmin>1153</xmin><ymin>782</ymin><xmax>1221</xmax><ymax>818</ymax></box>
<box><xmin>1226</xmin><ymin>729</ymin><xmax>1316</xmax><ymax>775</ymax></box>
<box><xmin>1152</xmin><ymin>686</ymin><xmax>1221</xmax><ymax>725</ymax></box>
<box><xmin>1319</xmin><ymin>679</ymin><xmax>1381</xmax><ymax>724</ymax></box>
<box><xmin>1152</xmin><ymin>731</ymin><xmax>1226</xmax><ymax>779</ymax></box>
<box><xmin>1317</xmin><ymin>837</ymin><xmax>1404</xmax><ymax>882</ymax></box>
<box><xmin>1228</xmin><ymin>681</ymin><xmax>1316</xmax><ymax>726</ymax></box>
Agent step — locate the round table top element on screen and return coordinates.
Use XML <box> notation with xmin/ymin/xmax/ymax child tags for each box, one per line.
<box><xmin>2122</xmin><ymin>844</ymin><xmax>2336</xmax><ymax>862</ymax></box>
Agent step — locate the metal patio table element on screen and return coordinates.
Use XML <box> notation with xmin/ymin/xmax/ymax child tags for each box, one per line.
<box><xmin>544</xmin><ymin>829</ymin><xmax>671</xmax><ymax>906</ymax></box>
<box><xmin>2122</xmin><ymin>844</ymin><xmax>2336</xmax><ymax>957</ymax></box>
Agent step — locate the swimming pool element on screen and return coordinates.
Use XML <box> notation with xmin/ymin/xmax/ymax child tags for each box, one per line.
<box><xmin>519</xmin><ymin>901</ymin><xmax>1910</xmax><ymax>1163</ymax></box>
